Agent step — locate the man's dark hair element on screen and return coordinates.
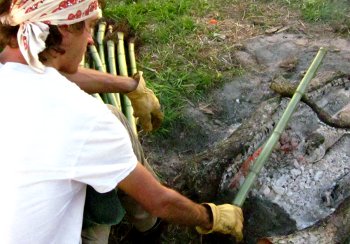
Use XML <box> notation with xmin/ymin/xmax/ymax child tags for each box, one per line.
<box><xmin>0</xmin><ymin>0</ymin><xmax>11</xmax><ymax>16</ymax></box>
<box><xmin>0</xmin><ymin>0</ymin><xmax>87</xmax><ymax>60</ymax></box>
<box><xmin>0</xmin><ymin>0</ymin><xmax>17</xmax><ymax>48</ymax></box>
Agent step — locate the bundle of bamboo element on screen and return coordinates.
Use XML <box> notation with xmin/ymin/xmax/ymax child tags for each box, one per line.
<box><xmin>85</xmin><ymin>20</ymin><xmax>138</xmax><ymax>135</ymax></box>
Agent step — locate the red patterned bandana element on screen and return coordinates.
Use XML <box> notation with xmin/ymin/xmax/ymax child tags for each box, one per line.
<box><xmin>0</xmin><ymin>0</ymin><xmax>101</xmax><ymax>73</ymax></box>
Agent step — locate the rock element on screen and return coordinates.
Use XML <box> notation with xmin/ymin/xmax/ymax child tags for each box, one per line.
<box><xmin>291</xmin><ymin>169</ymin><xmax>301</xmax><ymax>177</ymax></box>
<box><xmin>233</xmin><ymin>50</ymin><xmax>259</xmax><ymax>68</ymax></box>
<box><xmin>314</xmin><ymin>171</ymin><xmax>323</xmax><ymax>181</ymax></box>
<box><xmin>278</xmin><ymin>57</ymin><xmax>298</xmax><ymax>72</ymax></box>
<box><xmin>272</xmin><ymin>185</ymin><xmax>286</xmax><ymax>195</ymax></box>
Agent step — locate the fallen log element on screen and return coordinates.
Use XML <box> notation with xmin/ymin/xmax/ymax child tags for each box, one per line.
<box><xmin>180</xmin><ymin>96</ymin><xmax>282</xmax><ymax>202</ymax></box>
<box><xmin>258</xmin><ymin>195</ymin><xmax>350</xmax><ymax>244</ymax></box>
<box><xmin>270</xmin><ymin>72</ymin><xmax>350</xmax><ymax>129</ymax></box>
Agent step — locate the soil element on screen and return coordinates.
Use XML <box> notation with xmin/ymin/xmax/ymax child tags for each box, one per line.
<box><xmin>134</xmin><ymin>2</ymin><xmax>350</xmax><ymax>244</ymax></box>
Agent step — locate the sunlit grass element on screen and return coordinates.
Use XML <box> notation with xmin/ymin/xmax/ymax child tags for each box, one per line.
<box><xmin>103</xmin><ymin>0</ymin><xmax>238</xmax><ymax>135</ymax></box>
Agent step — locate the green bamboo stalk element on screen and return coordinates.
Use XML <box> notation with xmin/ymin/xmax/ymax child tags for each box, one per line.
<box><xmin>81</xmin><ymin>53</ymin><xmax>91</xmax><ymax>69</ymax></box>
<box><xmin>88</xmin><ymin>44</ymin><xmax>104</xmax><ymax>72</ymax></box>
<box><xmin>96</xmin><ymin>22</ymin><xmax>107</xmax><ymax>72</ymax></box>
<box><xmin>233</xmin><ymin>47</ymin><xmax>328</xmax><ymax>207</ymax></box>
<box><xmin>80</xmin><ymin>54</ymin><xmax>85</xmax><ymax>68</ymax></box>
<box><xmin>84</xmin><ymin>61</ymin><xmax>90</xmax><ymax>69</ymax></box>
<box><xmin>117</xmin><ymin>32</ymin><xmax>128</xmax><ymax>76</ymax></box>
<box><xmin>81</xmin><ymin>49</ymin><xmax>103</xmax><ymax>101</ymax></box>
<box><xmin>88</xmin><ymin>44</ymin><xmax>118</xmax><ymax>106</ymax></box>
<box><xmin>88</xmin><ymin>44</ymin><xmax>109</xmax><ymax>103</ymax></box>
<box><xmin>117</xmin><ymin>32</ymin><xmax>138</xmax><ymax>135</ymax></box>
<box><xmin>94</xmin><ymin>22</ymin><xmax>119</xmax><ymax>106</ymax></box>
<box><xmin>128</xmin><ymin>39</ymin><xmax>137</xmax><ymax>76</ymax></box>
<box><xmin>92</xmin><ymin>93</ymin><xmax>104</xmax><ymax>102</ymax></box>
<box><xmin>106</xmin><ymin>26</ymin><xmax>122</xmax><ymax>110</ymax></box>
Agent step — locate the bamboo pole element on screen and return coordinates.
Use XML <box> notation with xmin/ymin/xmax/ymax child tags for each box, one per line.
<box><xmin>96</xmin><ymin>21</ymin><xmax>107</xmax><ymax>72</ymax></box>
<box><xmin>233</xmin><ymin>47</ymin><xmax>328</xmax><ymax>207</ymax></box>
<box><xmin>128</xmin><ymin>39</ymin><xmax>137</xmax><ymax>76</ymax></box>
<box><xmin>88</xmin><ymin>44</ymin><xmax>118</xmax><ymax>106</ymax></box>
<box><xmin>94</xmin><ymin>22</ymin><xmax>111</xmax><ymax>104</ymax></box>
<box><xmin>117</xmin><ymin>32</ymin><xmax>129</xmax><ymax>76</ymax></box>
<box><xmin>106</xmin><ymin>25</ymin><xmax>122</xmax><ymax>110</ymax></box>
<box><xmin>88</xmin><ymin>44</ymin><xmax>105</xmax><ymax>72</ymax></box>
<box><xmin>81</xmin><ymin>49</ymin><xmax>104</xmax><ymax>102</ymax></box>
<box><xmin>88</xmin><ymin>44</ymin><xmax>109</xmax><ymax>103</ymax></box>
<box><xmin>117</xmin><ymin>31</ymin><xmax>138</xmax><ymax>135</ymax></box>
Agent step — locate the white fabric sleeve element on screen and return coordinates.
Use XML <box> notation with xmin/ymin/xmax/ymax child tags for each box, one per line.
<box><xmin>72</xmin><ymin>109</ymin><xmax>138</xmax><ymax>193</ymax></box>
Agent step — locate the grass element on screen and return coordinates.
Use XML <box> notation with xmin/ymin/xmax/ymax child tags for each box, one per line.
<box><xmin>301</xmin><ymin>0</ymin><xmax>349</xmax><ymax>22</ymax></box>
<box><xmin>102</xmin><ymin>0</ymin><xmax>349</xmax><ymax>136</ymax></box>
<box><xmin>279</xmin><ymin>0</ymin><xmax>350</xmax><ymax>28</ymax></box>
<box><xmin>103</xmin><ymin>0</ymin><xmax>243</xmax><ymax>135</ymax></box>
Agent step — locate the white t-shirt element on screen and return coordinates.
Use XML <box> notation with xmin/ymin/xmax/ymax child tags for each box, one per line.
<box><xmin>0</xmin><ymin>62</ymin><xmax>137</xmax><ymax>244</ymax></box>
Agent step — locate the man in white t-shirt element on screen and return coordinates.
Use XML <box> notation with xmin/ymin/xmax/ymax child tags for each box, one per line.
<box><xmin>0</xmin><ymin>0</ymin><xmax>244</xmax><ymax>243</ymax></box>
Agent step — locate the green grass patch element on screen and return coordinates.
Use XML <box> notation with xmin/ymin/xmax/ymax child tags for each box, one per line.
<box><xmin>301</xmin><ymin>0</ymin><xmax>347</xmax><ymax>22</ymax></box>
<box><xmin>103</xmin><ymin>0</ymin><xmax>237</xmax><ymax>135</ymax></box>
<box><xmin>285</xmin><ymin>0</ymin><xmax>350</xmax><ymax>35</ymax></box>
<box><xmin>282</xmin><ymin>0</ymin><xmax>350</xmax><ymax>25</ymax></box>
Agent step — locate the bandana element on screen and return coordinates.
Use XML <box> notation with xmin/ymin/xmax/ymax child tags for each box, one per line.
<box><xmin>0</xmin><ymin>0</ymin><xmax>101</xmax><ymax>73</ymax></box>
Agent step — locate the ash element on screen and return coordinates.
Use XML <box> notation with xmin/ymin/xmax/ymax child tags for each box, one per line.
<box><xmin>252</xmin><ymin>130</ymin><xmax>350</xmax><ymax>229</ymax></box>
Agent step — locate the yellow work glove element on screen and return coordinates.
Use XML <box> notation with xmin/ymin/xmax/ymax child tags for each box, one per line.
<box><xmin>126</xmin><ymin>71</ymin><xmax>164</xmax><ymax>132</ymax></box>
<box><xmin>196</xmin><ymin>203</ymin><xmax>244</xmax><ymax>242</ymax></box>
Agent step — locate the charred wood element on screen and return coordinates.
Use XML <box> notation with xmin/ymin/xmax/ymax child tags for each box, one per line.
<box><xmin>180</xmin><ymin>97</ymin><xmax>282</xmax><ymax>202</ymax></box>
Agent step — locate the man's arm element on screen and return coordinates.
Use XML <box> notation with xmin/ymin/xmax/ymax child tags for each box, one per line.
<box><xmin>64</xmin><ymin>68</ymin><xmax>164</xmax><ymax>132</ymax></box>
<box><xmin>62</xmin><ymin>67</ymin><xmax>138</xmax><ymax>94</ymax></box>
<box><xmin>118</xmin><ymin>163</ymin><xmax>212</xmax><ymax>229</ymax></box>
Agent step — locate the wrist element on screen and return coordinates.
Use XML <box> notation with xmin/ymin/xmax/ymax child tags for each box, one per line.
<box><xmin>200</xmin><ymin>203</ymin><xmax>213</xmax><ymax>230</ymax></box>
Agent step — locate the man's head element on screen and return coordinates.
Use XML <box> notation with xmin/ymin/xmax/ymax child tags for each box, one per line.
<box><xmin>0</xmin><ymin>0</ymin><xmax>101</xmax><ymax>73</ymax></box>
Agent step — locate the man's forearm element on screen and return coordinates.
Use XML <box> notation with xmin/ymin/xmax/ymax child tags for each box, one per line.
<box><xmin>154</xmin><ymin>187</ymin><xmax>213</xmax><ymax>230</ymax></box>
<box><xmin>121</xmin><ymin>164</ymin><xmax>244</xmax><ymax>238</ymax></box>
<box><xmin>62</xmin><ymin>67</ymin><xmax>138</xmax><ymax>94</ymax></box>
<box><xmin>119</xmin><ymin>163</ymin><xmax>213</xmax><ymax>230</ymax></box>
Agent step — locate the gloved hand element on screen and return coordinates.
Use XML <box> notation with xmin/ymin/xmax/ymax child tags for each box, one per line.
<box><xmin>196</xmin><ymin>203</ymin><xmax>243</xmax><ymax>242</ymax></box>
<box><xmin>126</xmin><ymin>71</ymin><xmax>164</xmax><ymax>132</ymax></box>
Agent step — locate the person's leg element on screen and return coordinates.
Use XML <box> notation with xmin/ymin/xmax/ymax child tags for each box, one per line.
<box><xmin>82</xmin><ymin>105</ymin><xmax>158</xmax><ymax>244</ymax></box>
<box><xmin>81</xmin><ymin>225</ymin><xmax>111</xmax><ymax>244</ymax></box>
<box><xmin>106</xmin><ymin>104</ymin><xmax>158</xmax><ymax>231</ymax></box>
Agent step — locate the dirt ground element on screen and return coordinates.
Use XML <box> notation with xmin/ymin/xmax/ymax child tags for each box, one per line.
<box><xmin>132</xmin><ymin>2</ymin><xmax>350</xmax><ymax>244</ymax></box>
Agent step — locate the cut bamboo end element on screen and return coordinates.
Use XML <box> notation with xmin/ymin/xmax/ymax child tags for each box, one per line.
<box><xmin>96</xmin><ymin>22</ymin><xmax>107</xmax><ymax>44</ymax></box>
<box><xmin>128</xmin><ymin>41</ymin><xmax>137</xmax><ymax>75</ymax></box>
